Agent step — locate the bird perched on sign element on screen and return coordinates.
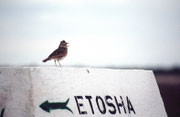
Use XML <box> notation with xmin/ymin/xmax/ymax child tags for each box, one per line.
<box><xmin>43</xmin><ymin>40</ymin><xmax>69</xmax><ymax>67</ymax></box>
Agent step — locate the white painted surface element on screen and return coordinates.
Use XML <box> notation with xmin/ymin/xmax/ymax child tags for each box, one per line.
<box><xmin>0</xmin><ymin>67</ymin><xmax>167</xmax><ymax>117</ymax></box>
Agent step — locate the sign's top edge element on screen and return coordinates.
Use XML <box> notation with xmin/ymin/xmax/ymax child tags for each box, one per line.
<box><xmin>0</xmin><ymin>66</ymin><xmax>153</xmax><ymax>72</ymax></box>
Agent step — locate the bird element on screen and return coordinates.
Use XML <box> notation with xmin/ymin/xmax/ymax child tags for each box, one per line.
<box><xmin>42</xmin><ymin>40</ymin><xmax>69</xmax><ymax>67</ymax></box>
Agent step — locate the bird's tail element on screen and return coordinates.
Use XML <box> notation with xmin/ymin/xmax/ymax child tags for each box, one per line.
<box><xmin>43</xmin><ymin>58</ymin><xmax>50</xmax><ymax>62</ymax></box>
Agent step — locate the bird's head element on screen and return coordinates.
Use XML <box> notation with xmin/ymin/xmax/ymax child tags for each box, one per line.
<box><xmin>59</xmin><ymin>40</ymin><xmax>69</xmax><ymax>48</ymax></box>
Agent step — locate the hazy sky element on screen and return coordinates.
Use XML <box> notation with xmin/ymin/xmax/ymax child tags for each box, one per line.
<box><xmin>0</xmin><ymin>0</ymin><xmax>180</xmax><ymax>67</ymax></box>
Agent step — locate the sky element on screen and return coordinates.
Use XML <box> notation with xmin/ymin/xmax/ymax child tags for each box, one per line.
<box><xmin>0</xmin><ymin>0</ymin><xmax>180</xmax><ymax>68</ymax></box>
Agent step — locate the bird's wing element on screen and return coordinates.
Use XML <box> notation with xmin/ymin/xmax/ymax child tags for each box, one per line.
<box><xmin>48</xmin><ymin>48</ymin><xmax>64</xmax><ymax>58</ymax></box>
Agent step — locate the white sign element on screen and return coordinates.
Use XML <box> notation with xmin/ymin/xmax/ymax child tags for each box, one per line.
<box><xmin>0</xmin><ymin>67</ymin><xmax>167</xmax><ymax>117</ymax></box>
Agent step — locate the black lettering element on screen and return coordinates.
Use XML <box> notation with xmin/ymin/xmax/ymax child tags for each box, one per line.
<box><xmin>126</xmin><ymin>96</ymin><xmax>136</xmax><ymax>114</ymax></box>
<box><xmin>114</xmin><ymin>96</ymin><xmax>127</xmax><ymax>114</ymax></box>
<box><xmin>105</xmin><ymin>95</ymin><xmax>116</xmax><ymax>114</ymax></box>
<box><xmin>96</xmin><ymin>96</ymin><xmax>106</xmax><ymax>114</ymax></box>
<box><xmin>74</xmin><ymin>96</ymin><xmax>87</xmax><ymax>114</ymax></box>
<box><xmin>85</xmin><ymin>96</ymin><xmax>94</xmax><ymax>114</ymax></box>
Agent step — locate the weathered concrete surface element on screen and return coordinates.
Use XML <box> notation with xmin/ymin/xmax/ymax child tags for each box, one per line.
<box><xmin>0</xmin><ymin>68</ymin><xmax>34</xmax><ymax>117</ymax></box>
<box><xmin>0</xmin><ymin>67</ymin><xmax>167</xmax><ymax>117</ymax></box>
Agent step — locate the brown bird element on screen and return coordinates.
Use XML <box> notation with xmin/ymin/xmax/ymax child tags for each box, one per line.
<box><xmin>43</xmin><ymin>40</ymin><xmax>69</xmax><ymax>67</ymax></box>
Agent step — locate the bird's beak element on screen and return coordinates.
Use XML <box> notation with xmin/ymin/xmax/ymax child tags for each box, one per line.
<box><xmin>66</xmin><ymin>42</ymin><xmax>69</xmax><ymax>47</ymax></box>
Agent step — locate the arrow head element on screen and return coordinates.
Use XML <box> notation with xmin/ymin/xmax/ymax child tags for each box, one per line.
<box><xmin>39</xmin><ymin>100</ymin><xmax>51</xmax><ymax>113</ymax></box>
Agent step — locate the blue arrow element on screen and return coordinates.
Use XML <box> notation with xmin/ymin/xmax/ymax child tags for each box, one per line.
<box><xmin>39</xmin><ymin>98</ymin><xmax>73</xmax><ymax>114</ymax></box>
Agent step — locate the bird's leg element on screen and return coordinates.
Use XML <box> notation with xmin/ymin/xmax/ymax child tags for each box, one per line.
<box><xmin>58</xmin><ymin>60</ymin><xmax>61</xmax><ymax>67</ymax></box>
<box><xmin>54</xmin><ymin>60</ymin><xmax>57</xmax><ymax>67</ymax></box>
